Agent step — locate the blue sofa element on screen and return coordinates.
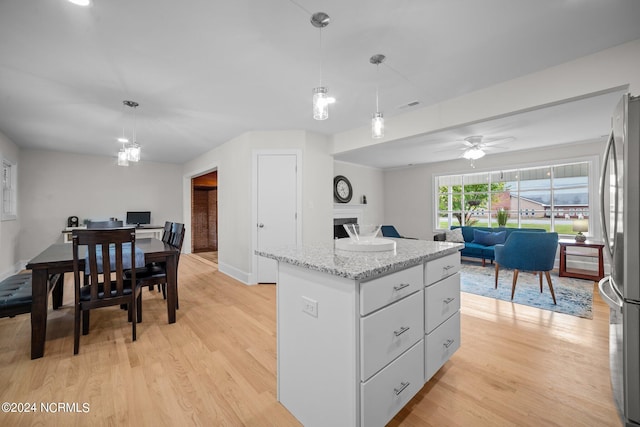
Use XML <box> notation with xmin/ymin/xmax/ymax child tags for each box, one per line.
<box><xmin>448</xmin><ymin>226</ymin><xmax>546</xmax><ymax>266</ymax></box>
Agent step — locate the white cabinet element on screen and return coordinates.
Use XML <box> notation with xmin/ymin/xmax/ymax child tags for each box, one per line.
<box><xmin>275</xmin><ymin>248</ymin><xmax>461</xmax><ymax>426</ymax></box>
<box><xmin>424</xmin><ymin>273</ymin><xmax>460</xmax><ymax>332</ymax></box>
<box><xmin>425</xmin><ymin>252</ymin><xmax>461</xmax><ymax>285</ymax></box>
<box><xmin>424</xmin><ymin>254</ymin><xmax>461</xmax><ymax>383</ymax></box>
<box><xmin>425</xmin><ymin>311</ymin><xmax>460</xmax><ymax>381</ymax></box>
<box><xmin>361</xmin><ymin>340</ymin><xmax>424</xmax><ymax>427</ymax></box>
<box><xmin>360</xmin><ymin>264</ymin><xmax>423</xmax><ymax>316</ymax></box>
<box><xmin>360</xmin><ymin>290</ymin><xmax>423</xmax><ymax>381</ymax></box>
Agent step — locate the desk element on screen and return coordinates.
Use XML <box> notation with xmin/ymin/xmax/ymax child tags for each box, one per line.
<box><xmin>61</xmin><ymin>226</ymin><xmax>164</xmax><ymax>243</ymax></box>
<box><xmin>25</xmin><ymin>238</ymin><xmax>178</xmax><ymax>359</ymax></box>
<box><xmin>558</xmin><ymin>239</ymin><xmax>605</xmax><ymax>281</ymax></box>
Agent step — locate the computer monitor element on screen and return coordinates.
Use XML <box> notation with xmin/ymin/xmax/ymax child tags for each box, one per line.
<box><xmin>126</xmin><ymin>211</ymin><xmax>151</xmax><ymax>226</ymax></box>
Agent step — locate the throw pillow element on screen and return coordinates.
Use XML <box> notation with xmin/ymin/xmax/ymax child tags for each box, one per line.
<box><xmin>472</xmin><ymin>229</ymin><xmax>507</xmax><ymax>246</ymax></box>
<box><xmin>445</xmin><ymin>228</ymin><xmax>465</xmax><ymax>243</ymax></box>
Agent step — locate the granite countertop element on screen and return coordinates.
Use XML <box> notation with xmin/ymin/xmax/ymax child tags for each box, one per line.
<box><xmin>256</xmin><ymin>238</ymin><xmax>464</xmax><ymax>281</ymax></box>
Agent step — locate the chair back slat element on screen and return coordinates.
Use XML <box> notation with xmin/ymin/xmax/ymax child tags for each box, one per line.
<box><xmin>170</xmin><ymin>223</ymin><xmax>185</xmax><ymax>248</ymax></box>
<box><xmin>161</xmin><ymin>221</ymin><xmax>172</xmax><ymax>243</ymax></box>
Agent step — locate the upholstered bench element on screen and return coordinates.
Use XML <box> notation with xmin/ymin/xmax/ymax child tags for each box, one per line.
<box><xmin>0</xmin><ymin>273</ymin><xmax>33</xmax><ymax>318</ymax></box>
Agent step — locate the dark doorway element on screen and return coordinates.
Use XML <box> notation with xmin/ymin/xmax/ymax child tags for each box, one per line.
<box><xmin>191</xmin><ymin>171</ymin><xmax>218</xmax><ymax>253</ymax></box>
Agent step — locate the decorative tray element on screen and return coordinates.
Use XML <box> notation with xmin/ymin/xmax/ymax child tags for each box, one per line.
<box><xmin>334</xmin><ymin>238</ymin><xmax>397</xmax><ymax>252</ymax></box>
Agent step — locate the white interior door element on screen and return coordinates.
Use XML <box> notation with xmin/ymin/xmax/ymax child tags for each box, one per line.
<box><xmin>257</xmin><ymin>153</ymin><xmax>298</xmax><ymax>283</ymax></box>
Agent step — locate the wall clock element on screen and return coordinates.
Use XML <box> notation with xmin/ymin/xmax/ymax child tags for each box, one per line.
<box><xmin>334</xmin><ymin>175</ymin><xmax>353</xmax><ymax>203</ymax></box>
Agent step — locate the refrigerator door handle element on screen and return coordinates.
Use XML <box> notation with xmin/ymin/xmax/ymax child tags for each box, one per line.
<box><xmin>599</xmin><ymin>130</ymin><xmax>617</xmax><ymax>260</ymax></box>
<box><xmin>598</xmin><ymin>276</ymin><xmax>623</xmax><ymax>309</ymax></box>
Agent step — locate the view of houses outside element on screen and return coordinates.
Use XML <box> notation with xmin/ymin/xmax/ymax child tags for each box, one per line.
<box><xmin>437</xmin><ymin>162</ymin><xmax>590</xmax><ymax>235</ymax></box>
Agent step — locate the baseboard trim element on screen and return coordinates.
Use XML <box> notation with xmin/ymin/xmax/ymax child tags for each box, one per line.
<box><xmin>218</xmin><ymin>262</ymin><xmax>253</xmax><ymax>285</ymax></box>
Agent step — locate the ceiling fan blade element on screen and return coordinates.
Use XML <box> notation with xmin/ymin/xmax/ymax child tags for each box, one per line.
<box><xmin>479</xmin><ymin>136</ymin><xmax>516</xmax><ymax>146</ymax></box>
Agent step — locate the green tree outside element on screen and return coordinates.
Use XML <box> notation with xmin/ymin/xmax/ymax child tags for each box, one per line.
<box><xmin>439</xmin><ymin>182</ymin><xmax>509</xmax><ymax>226</ymax></box>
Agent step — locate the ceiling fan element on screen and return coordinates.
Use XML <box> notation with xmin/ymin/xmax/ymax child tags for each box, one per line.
<box><xmin>458</xmin><ymin>135</ymin><xmax>514</xmax><ymax>160</ymax></box>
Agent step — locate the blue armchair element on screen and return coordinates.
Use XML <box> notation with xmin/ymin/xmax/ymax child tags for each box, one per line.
<box><xmin>494</xmin><ymin>231</ymin><xmax>559</xmax><ymax>304</ymax></box>
<box><xmin>381</xmin><ymin>225</ymin><xmax>417</xmax><ymax>239</ymax></box>
<box><xmin>381</xmin><ymin>225</ymin><xmax>402</xmax><ymax>238</ymax></box>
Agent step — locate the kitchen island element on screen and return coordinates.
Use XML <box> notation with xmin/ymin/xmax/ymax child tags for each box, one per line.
<box><xmin>257</xmin><ymin>238</ymin><xmax>464</xmax><ymax>427</ymax></box>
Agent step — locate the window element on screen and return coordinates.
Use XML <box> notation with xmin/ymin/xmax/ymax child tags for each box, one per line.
<box><xmin>2</xmin><ymin>158</ymin><xmax>17</xmax><ymax>221</ymax></box>
<box><xmin>436</xmin><ymin>161</ymin><xmax>591</xmax><ymax>235</ymax></box>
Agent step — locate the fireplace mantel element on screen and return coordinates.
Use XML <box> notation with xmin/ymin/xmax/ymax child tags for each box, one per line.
<box><xmin>333</xmin><ymin>204</ymin><xmax>365</xmax><ymax>223</ymax></box>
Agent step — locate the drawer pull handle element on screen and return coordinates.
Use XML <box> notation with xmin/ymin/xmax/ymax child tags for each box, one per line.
<box><xmin>443</xmin><ymin>297</ymin><xmax>455</xmax><ymax>304</ymax></box>
<box><xmin>442</xmin><ymin>265</ymin><xmax>455</xmax><ymax>272</ymax></box>
<box><xmin>393</xmin><ymin>283</ymin><xmax>411</xmax><ymax>291</ymax></box>
<box><xmin>443</xmin><ymin>339</ymin><xmax>455</xmax><ymax>348</ymax></box>
<box><xmin>394</xmin><ymin>381</ymin><xmax>410</xmax><ymax>396</ymax></box>
<box><xmin>394</xmin><ymin>326</ymin><xmax>410</xmax><ymax>337</ymax></box>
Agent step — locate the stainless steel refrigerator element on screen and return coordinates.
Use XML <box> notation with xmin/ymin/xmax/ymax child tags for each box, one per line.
<box><xmin>599</xmin><ymin>93</ymin><xmax>640</xmax><ymax>426</ymax></box>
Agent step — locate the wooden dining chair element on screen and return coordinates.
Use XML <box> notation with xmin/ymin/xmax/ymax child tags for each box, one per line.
<box><xmin>131</xmin><ymin>223</ymin><xmax>185</xmax><ymax>308</ymax></box>
<box><xmin>72</xmin><ymin>228</ymin><xmax>143</xmax><ymax>354</ymax></box>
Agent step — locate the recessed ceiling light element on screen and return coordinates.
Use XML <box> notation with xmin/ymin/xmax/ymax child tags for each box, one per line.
<box><xmin>68</xmin><ymin>0</ymin><xmax>91</xmax><ymax>6</ymax></box>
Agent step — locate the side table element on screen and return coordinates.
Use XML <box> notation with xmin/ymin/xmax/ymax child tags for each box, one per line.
<box><xmin>558</xmin><ymin>239</ymin><xmax>605</xmax><ymax>281</ymax></box>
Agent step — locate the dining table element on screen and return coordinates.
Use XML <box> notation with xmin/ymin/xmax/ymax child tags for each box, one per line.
<box><xmin>25</xmin><ymin>237</ymin><xmax>179</xmax><ymax>359</ymax></box>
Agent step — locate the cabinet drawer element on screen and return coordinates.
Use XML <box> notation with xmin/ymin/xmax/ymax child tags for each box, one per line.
<box><xmin>425</xmin><ymin>273</ymin><xmax>460</xmax><ymax>333</ymax></box>
<box><xmin>361</xmin><ymin>340</ymin><xmax>424</xmax><ymax>427</ymax></box>
<box><xmin>425</xmin><ymin>252</ymin><xmax>460</xmax><ymax>286</ymax></box>
<box><xmin>361</xmin><ymin>291</ymin><xmax>423</xmax><ymax>381</ymax></box>
<box><xmin>425</xmin><ymin>311</ymin><xmax>460</xmax><ymax>382</ymax></box>
<box><xmin>360</xmin><ymin>264</ymin><xmax>423</xmax><ymax>316</ymax></box>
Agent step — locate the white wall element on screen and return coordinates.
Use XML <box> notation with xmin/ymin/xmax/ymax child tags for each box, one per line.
<box><xmin>333</xmin><ymin>39</ymin><xmax>640</xmax><ymax>155</ymax></box>
<box><xmin>333</xmin><ymin>161</ymin><xmax>384</xmax><ymax>225</ymax></box>
<box><xmin>383</xmin><ymin>140</ymin><xmax>604</xmax><ymax>241</ymax></box>
<box><xmin>182</xmin><ymin>130</ymin><xmax>333</xmax><ymax>284</ymax></box>
<box><xmin>18</xmin><ymin>149</ymin><xmax>183</xmax><ymax>263</ymax></box>
<box><xmin>0</xmin><ymin>131</ymin><xmax>20</xmax><ymax>278</ymax></box>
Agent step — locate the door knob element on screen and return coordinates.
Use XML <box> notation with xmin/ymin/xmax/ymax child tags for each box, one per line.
<box><xmin>258</xmin><ymin>223</ymin><xmax>264</xmax><ymax>228</ymax></box>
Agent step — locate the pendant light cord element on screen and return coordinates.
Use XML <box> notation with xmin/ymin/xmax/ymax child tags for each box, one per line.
<box><xmin>375</xmin><ymin>63</ymin><xmax>380</xmax><ymax>112</ymax></box>
<box><xmin>319</xmin><ymin>27</ymin><xmax>323</xmax><ymax>86</ymax></box>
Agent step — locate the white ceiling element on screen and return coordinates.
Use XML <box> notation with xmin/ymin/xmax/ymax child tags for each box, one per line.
<box><xmin>1</xmin><ymin>1</ymin><xmax>639</xmax><ymax>166</ymax></box>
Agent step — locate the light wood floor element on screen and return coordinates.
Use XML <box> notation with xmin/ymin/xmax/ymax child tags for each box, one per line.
<box><xmin>193</xmin><ymin>251</ymin><xmax>218</xmax><ymax>267</ymax></box>
<box><xmin>0</xmin><ymin>255</ymin><xmax>619</xmax><ymax>426</ymax></box>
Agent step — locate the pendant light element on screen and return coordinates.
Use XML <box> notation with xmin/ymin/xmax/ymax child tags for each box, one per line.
<box><xmin>117</xmin><ymin>101</ymin><xmax>129</xmax><ymax>166</ymax></box>
<box><xmin>310</xmin><ymin>12</ymin><xmax>333</xmax><ymax>120</ymax></box>
<box><xmin>123</xmin><ymin>100</ymin><xmax>141</xmax><ymax>163</ymax></box>
<box><xmin>116</xmin><ymin>100</ymin><xmax>141</xmax><ymax>166</ymax></box>
<box><xmin>370</xmin><ymin>54</ymin><xmax>385</xmax><ymax>139</ymax></box>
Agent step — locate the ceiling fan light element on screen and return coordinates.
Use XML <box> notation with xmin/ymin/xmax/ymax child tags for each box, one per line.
<box><xmin>372</xmin><ymin>112</ymin><xmax>384</xmax><ymax>139</ymax></box>
<box><xmin>463</xmin><ymin>147</ymin><xmax>485</xmax><ymax>160</ymax></box>
<box><xmin>68</xmin><ymin>0</ymin><xmax>91</xmax><ymax>6</ymax></box>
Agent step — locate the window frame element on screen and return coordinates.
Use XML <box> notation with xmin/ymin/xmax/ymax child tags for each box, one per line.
<box><xmin>2</xmin><ymin>158</ymin><xmax>17</xmax><ymax>221</ymax></box>
<box><xmin>434</xmin><ymin>158</ymin><xmax>598</xmax><ymax>238</ymax></box>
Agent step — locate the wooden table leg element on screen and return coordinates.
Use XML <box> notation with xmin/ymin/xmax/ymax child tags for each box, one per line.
<box><xmin>52</xmin><ymin>273</ymin><xmax>64</xmax><ymax>310</ymax></box>
<box><xmin>165</xmin><ymin>252</ymin><xmax>177</xmax><ymax>324</ymax></box>
<box><xmin>30</xmin><ymin>269</ymin><xmax>49</xmax><ymax>359</ymax></box>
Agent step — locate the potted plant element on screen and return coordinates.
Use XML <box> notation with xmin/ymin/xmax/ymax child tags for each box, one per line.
<box><xmin>497</xmin><ymin>208</ymin><xmax>508</xmax><ymax>227</ymax></box>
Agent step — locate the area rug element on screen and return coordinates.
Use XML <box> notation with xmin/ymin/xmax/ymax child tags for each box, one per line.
<box><xmin>459</xmin><ymin>262</ymin><xmax>594</xmax><ymax>319</ymax></box>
